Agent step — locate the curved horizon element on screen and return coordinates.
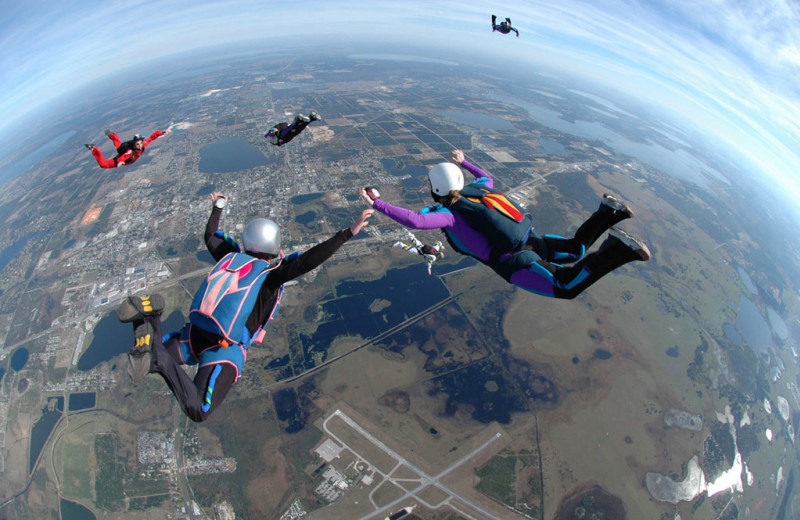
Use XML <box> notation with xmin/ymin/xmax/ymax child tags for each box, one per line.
<box><xmin>2</xmin><ymin>1</ymin><xmax>800</xmax><ymax>217</ymax></box>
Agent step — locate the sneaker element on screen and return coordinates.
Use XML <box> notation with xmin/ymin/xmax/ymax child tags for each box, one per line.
<box><xmin>309</xmin><ymin>111</ymin><xmax>322</xmax><ymax>121</ymax></box>
<box><xmin>127</xmin><ymin>352</ymin><xmax>151</xmax><ymax>384</ymax></box>
<box><xmin>602</xmin><ymin>193</ymin><xmax>634</xmax><ymax>218</ymax></box>
<box><xmin>103</xmin><ymin>129</ymin><xmax>112</xmax><ymax>136</ymax></box>
<box><xmin>127</xmin><ymin>321</ymin><xmax>153</xmax><ymax>384</ymax></box>
<box><xmin>131</xmin><ymin>321</ymin><xmax>154</xmax><ymax>354</ymax></box>
<box><xmin>117</xmin><ymin>294</ymin><xmax>165</xmax><ymax>323</ymax></box>
<box><xmin>608</xmin><ymin>228</ymin><xmax>651</xmax><ymax>261</ymax></box>
<box><xmin>297</xmin><ymin>114</ymin><xmax>311</xmax><ymax>123</ymax></box>
<box><xmin>84</xmin><ymin>143</ymin><xmax>95</xmax><ymax>150</ymax></box>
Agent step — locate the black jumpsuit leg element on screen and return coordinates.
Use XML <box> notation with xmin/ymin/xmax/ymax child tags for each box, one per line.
<box><xmin>529</xmin><ymin>199</ymin><xmax>633</xmax><ymax>263</ymax></box>
<box><xmin>283</xmin><ymin>116</ymin><xmax>311</xmax><ymax>142</ymax></box>
<box><xmin>146</xmin><ymin>317</ymin><xmax>237</xmax><ymax>422</ymax></box>
<box><xmin>506</xmin><ymin>233</ymin><xmax>645</xmax><ymax>299</ymax></box>
<box><xmin>549</xmin><ymin>234</ymin><xmax>644</xmax><ymax>299</ymax></box>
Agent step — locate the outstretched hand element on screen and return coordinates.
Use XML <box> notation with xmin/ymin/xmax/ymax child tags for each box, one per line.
<box><xmin>450</xmin><ymin>149</ymin><xmax>465</xmax><ymax>165</ymax></box>
<box><xmin>358</xmin><ymin>188</ymin><xmax>376</xmax><ymax>207</ymax></box>
<box><xmin>350</xmin><ymin>208</ymin><xmax>375</xmax><ymax>236</ymax></box>
<box><xmin>209</xmin><ymin>192</ymin><xmax>225</xmax><ymax>204</ymax></box>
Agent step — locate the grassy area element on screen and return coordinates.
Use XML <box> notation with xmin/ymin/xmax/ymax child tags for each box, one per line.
<box><xmin>475</xmin><ymin>448</ymin><xmax>518</xmax><ymax>506</ymax></box>
<box><xmin>61</xmin><ymin>443</ymin><xmax>92</xmax><ymax>499</ymax></box>
<box><xmin>94</xmin><ymin>433</ymin><xmax>124</xmax><ymax>512</ymax></box>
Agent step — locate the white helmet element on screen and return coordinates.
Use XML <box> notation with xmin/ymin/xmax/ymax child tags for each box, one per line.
<box><xmin>428</xmin><ymin>163</ymin><xmax>464</xmax><ymax>196</ymax></box>
<box><xmin>242</xmin><ymin>218</ymin><xmax>281</xmax><ymax>256</ymax></box>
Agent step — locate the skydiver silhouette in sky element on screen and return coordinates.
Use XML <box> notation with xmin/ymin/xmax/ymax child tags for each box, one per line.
<box><xmin>85</xmin><ymin>126</ymin><xmax>171</xmax><ymax>168</ymax></box>
<box><xmin>360</xmin><ymin>149</ymin><xmax>650</xmax><ymax>300</ymax></box>
<box><xmin>492</xmin><ymin>15</ymin><xmax>519</xmax><ymax>37</ymax></box>
<box><xmin>265</xmin><ymin>111</ymin><xmax>322</xmax><ymax>146</ymax></box>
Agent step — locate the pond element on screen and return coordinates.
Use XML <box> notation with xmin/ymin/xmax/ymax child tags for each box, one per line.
<box><xmin>195</xmin><ymin>184</ymin><xmax>216</xmax><ymax>197</ymax></box>
<box><xmin>539</xmin><ymin>138</ymin><xmax>565</xmax><ymax>155</ymax></box>
<box><xmin>29</xmin><ymin>397</ymin><xmax>64</xmax><ymax>473</ymax></box>
<box><xmin>68</xmin><ymin>392</ymin><xmax>96</xmax><ymax>411</ymax></box>
<box><xmin>198</xmin><ymin>137</ymin><xmax>270</xmax><ymax>173</ymax></box>
<box><xmin>0</xmin><ymin>232</ymin><xmax>39</xmax><ymax>273</ymax></box>
<box><xmin>737</xmin><ymin>267</ymin><xmax>757</xmax><ymax>295</ymax></box>
<box><xmin>295</xmin><ymin>211</ymin><xmax>317</xmax><ymax>226</ymax></box>
<box><xmin>10</xmin><ymin>348</ymin><xmax>29</xmax><ymax>371</ymax></box>
<box><xmin>60</xmin><ymin>498</ymin><xmax>97</xmax><ymax>520</ymax></box>
<box><xmin>733</xmin><ymin>296</ymin><xmax>772</xmax><ymax>356</ymax></box>
<box><xmin>291</xmin><ymin>193</ymin><xmax>324</xmax><ymax>205</ymax></box>
<box><xmin>380</xmin><ymin>158</ymin><xmax>428</xmax><ymax>178</ymax></box>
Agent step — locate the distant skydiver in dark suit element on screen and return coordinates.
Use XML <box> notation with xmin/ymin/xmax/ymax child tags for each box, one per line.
<box><xmin>85</xmin><ymin>126</ymin><xmax>171</xmax><ymax>168</ymax></box>
<box><xmin>492</xmin><ymin>15</ymin><xmax>519</xmax><ymax>37</ymax></box>
<box><xmin>360</xmin><ymin>149</ymin><xmax>650</xmax><ymax>300</ymax></box>
<box><xmin>116</xmin><ymin>191</ymin><xmax>373</xmax><ymax>422</ymax></box>
<box><xmin>265</xmin><ymin>111</ymin><xmax>322</xmax><ymax>146</ymax></box>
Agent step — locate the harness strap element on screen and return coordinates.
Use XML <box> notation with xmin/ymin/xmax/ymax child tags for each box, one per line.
<box><xmin>201</xmin><ymin>364</ymin><xmax>223</xmax><ymax>412</ymax></box>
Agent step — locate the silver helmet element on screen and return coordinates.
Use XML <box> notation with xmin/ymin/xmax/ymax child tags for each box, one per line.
<box><xmin>242</xmin><ymin>218</ymin><xmax>281</xmax><ymax>256</ymax></box>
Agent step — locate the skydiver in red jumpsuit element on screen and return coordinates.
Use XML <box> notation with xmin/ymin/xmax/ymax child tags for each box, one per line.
<box><xmin>85</xmin><ymin>127</ymin><xmax>171</xmax><ymax>168</ymax></box>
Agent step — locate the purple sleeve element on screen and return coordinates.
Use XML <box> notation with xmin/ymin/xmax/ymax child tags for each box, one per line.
<box><xmin>461</xmin><ymin>159</ymin><xmax>494</xmax><ymax>189</ymax></box>
<box><xmin>373</xmin><ymin>199</ymin><xmax>455</xmax><ymax>229</ymax></box>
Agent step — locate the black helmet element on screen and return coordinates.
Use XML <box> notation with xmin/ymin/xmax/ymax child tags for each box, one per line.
<box><xmin>133</xmin><ymin>134</ymin><xmax>144</xmax><ymax>141</ymax></box>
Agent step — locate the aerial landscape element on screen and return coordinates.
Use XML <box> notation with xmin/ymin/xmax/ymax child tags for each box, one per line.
<box><xmin>1</xmin><ymin>2</ymin><xmax>799</xmax><ymax>520</ymax></box>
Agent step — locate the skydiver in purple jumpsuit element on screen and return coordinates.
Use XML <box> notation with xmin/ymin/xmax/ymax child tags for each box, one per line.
<box><xmin>359</xmin><ymin>150</ymin><xmax>650</xmax><ymax>299</ymax></box>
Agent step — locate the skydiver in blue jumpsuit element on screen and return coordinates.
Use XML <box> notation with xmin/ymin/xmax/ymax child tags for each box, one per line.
<box><xmin>492</xmin><ymin>15</ymin><xmax>519</xmax><ymax>37</ymax></box>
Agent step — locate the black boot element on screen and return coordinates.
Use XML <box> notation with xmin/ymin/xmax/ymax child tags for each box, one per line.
<box><xmin>551</xmin><ymin>228</ymin><xmax>649</xmax><ymax>299</ymax></box>
<box><xmin>573</xmin><ymin>194</ymin><xmax>634</xmax><ymax>248</ymax></box>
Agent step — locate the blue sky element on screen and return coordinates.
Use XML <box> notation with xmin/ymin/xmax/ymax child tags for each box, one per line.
<box><xmin>2</xmin><ymin>0</ymin><xmax>799</xmax><ymax>208</ymax></box>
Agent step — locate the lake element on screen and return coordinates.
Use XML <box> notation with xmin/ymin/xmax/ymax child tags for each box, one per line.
<box><xmin>493</xmin><ymin>93</ymin><xmax>728</xmax><ymax>189</ymax></box>
<box><xmin>733</xmin><ymin>296</ymin><xmax>772</xmax><ymax>356</ymax></box>
<box><xmin>79</xmin><ymin>310</ymin><xmax>187</xmax><ymax>372</ymax></box>
<box><xmin>291</xmin><ymin>193</ymin><xmax>324</xmax><ymax>205</ymax></box>
<box><xmin>10</xmin><ymin>347</ymin><xmax>29</xmax><ymax>371</ymax></box>
<box><xmin>29</xmin><ymin>397</ymin><xmax>64</xmax><ymax>473</ymax></box>
<box><xmin>737</xmin><ymin>267</ymin><xmax>758</xmax><ymax>295</ymax></box>
<box><xmin>68</xmin><ymin>392</ymin><xmax>96</xmax><ymax>411</ymax></box>
<box><xmin>0</xmin><ymin>130</ymin><xmax>75</xmax><ymax>185</ymax></box>
<box><xmin>439</xmin><ymin>110</ymin><xmax>515</xmax><ymax>130</ymax></box>
<box><xmin>539</xmin><ymin>138</ymin><xmax>565</xmax><ymax>155</ymax></box>
<box><xmin>0</xmin><ymin>232</ymin><xmax>39</xmax><ymax>273</ymax></box>
<box><xmin>380</xmin><ymin>158</ymin><xmax>428</xmax><ymax>178</ymax></box>
<box><xmin>60</xmin><ymin>499</ymin><xmax>97</xmax><ymax>520</ymax></box>
<box><xmin>198</xmin><ymin>136</ymin><xmax>270</xmax><ymax>173</ymax></box>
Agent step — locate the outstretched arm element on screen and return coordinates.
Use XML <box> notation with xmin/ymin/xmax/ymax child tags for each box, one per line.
<box><xmin>204</xmin><ymin>192</ymin><xmax>236</xmax><ymax>261</ymax></box>
<box><xmin>358</xmin><ymin>188</ymin><xmax>455</xmax><ymax>230</ymax></box>
<box><xmin>267</xmin><ymin>209</ymin><xmax>374</xmax><ymax>287</ymax></box>
<box><xmin>451</xmin><ymin>149</ymin><xmax>494</xmax><ymax>188</ymax></box>
<box><xmin>142</xmin><ymin>129</ymin><xmax>166</xmax><ymax>147</ymax></box>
